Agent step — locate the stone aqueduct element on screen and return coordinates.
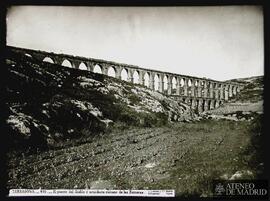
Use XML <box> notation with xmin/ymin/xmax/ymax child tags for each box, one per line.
<box><xmin>8</xmin><ymin>46</ymin><xmax>244</xmax><ymax>113</ymax></box>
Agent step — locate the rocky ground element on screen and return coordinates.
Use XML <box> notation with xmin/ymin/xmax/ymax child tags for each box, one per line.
<box><xmin>4</xmin><ymin>49</ymin><xmax>264</xmax><ymax>197</ymax></box>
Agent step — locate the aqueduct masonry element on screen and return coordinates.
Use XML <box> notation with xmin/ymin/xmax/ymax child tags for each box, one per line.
<box><xmin>7</xmin><ymin>46</ymin><xmax>244</xmax><ymax>113</ymax></box>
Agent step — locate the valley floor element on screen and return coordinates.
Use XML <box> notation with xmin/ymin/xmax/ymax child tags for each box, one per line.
<box><xmin>6</xmin><ymin>119</ymin><xmax>262</xmax><ymax>197</ymax></box>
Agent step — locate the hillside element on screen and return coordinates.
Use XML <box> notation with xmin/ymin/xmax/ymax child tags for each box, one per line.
<box><xmin>5</xmin><ymin>50</ymin><xmax>196</xmax><ymax>149</ymax></box>
<box><xmin>204</xmin><ymin>76</ymin><xmax>263</xmax><ymax>121</ymax></box>
<box><xmin>228</xmin><ymin>76</ymin><xmax>263</xmax><ymax>103</ymax></box>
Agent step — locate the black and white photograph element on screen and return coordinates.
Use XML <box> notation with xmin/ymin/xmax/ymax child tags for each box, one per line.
<box><xmin>3</xmin><ymin>3</ymin><xmax>268</xmax><ymax>198</ymax></box>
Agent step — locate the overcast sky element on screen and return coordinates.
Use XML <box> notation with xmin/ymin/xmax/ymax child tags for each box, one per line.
<box><xmin>7</xmin><ymin>6</ymin><xmax>263</xmax><ymax>81</ymax></box>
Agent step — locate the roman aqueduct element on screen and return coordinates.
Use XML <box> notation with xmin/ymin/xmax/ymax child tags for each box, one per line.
<box><xmin>7</xmin><ymin>46</ymin><xmax>244</xmax><ymax>113</ymax></box>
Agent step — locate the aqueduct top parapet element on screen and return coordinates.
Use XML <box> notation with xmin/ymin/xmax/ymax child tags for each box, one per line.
<box><xmin>7</xmin><ymin>46</ymin><xmax>242</xmax><ymax>84</ymax></box>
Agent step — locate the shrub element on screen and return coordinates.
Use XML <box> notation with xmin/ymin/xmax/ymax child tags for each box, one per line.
<box><xmin>128</xmin><ymin>94</ymin><xmax>141</xmax><ymax>106</ymax></box>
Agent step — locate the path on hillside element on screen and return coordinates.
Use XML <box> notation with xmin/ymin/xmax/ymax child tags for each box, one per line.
<box><xmin>7</xmin><ymin>120</ymin><xmax>255</xmax><ymax>196</ymax></box>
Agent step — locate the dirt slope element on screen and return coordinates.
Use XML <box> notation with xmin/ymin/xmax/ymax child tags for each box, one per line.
<box><xmin>7</xmin><ymin>119</ymin><xmax>262</xmax><ymax>196</ymax></box>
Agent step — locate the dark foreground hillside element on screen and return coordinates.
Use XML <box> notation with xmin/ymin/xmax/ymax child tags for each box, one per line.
<box><xmin>5</xmin><ymin>50</ymin><xmax>195</xmax><ymax>149</ymax></box>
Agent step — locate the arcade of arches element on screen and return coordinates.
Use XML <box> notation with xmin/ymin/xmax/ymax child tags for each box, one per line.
<box><xmin>9</xmin><ymin>46</ymin><xmax>244</xmax><ymax>113</ymax></box>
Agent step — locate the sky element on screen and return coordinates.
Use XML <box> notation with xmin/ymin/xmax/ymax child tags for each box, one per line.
<box><xmin>7</xmin><ymin>6</ymin><xmax>264</xmax><ymax>81</ymax></box>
